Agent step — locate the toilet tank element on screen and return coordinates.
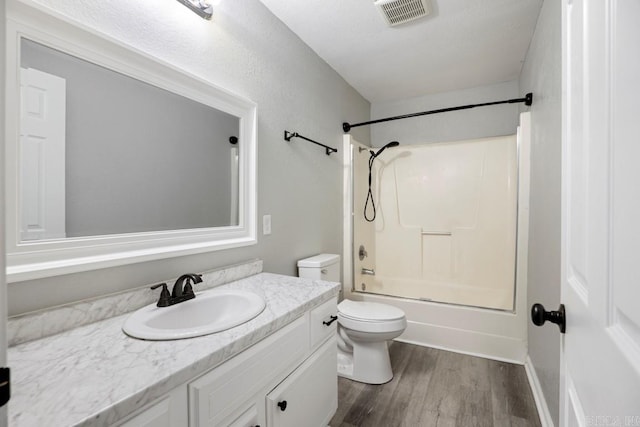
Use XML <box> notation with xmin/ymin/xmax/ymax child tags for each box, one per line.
<box><xmin>297</xmin><ymin>254</ymin><xmax>341</xmax><ymax>282</ymax></box>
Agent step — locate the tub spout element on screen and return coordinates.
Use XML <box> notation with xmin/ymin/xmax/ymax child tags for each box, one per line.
<box><xmin>361</xmin><ymin>268</ymin><xmax>375</xmax><ymax>276</ymax></box>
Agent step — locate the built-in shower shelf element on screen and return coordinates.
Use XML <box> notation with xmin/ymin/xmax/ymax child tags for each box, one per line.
<box><xmin>421</xmin><ymin>231</ymin><xmax>452</xmax><ymax>236</ymax></box>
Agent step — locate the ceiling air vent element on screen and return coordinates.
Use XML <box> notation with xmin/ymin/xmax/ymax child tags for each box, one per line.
<box><xmin>374</xmin><ymin>0</ymin><xmax>431</xmax><ymax>27</ymax></box>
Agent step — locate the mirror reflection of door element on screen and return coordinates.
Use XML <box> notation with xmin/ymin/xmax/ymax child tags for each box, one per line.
<box><xmin>20</xmin><ymin>67</ymin><xmax>66</xmax><ymax>241</ymax></box>
<box><xmin>230</xmin><ymin>146</ymin><xmax>239</xmax><ymax>226</ymax></box>
<box><xmin>19</xmin><ymin>38</ymin><xmax>241</xmax><ymax>240</ymax></box>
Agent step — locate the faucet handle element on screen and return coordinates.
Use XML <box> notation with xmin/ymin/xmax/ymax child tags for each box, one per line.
<box><xmin>183</xmin><ymin>278</ymin><xmax>195</xmax><ymax>296</ymax></box>
<box><xmin>183</xmin><ymin>274</ymin><xmax>202</xmax><ymax>296</ymax></box>
<box><xmin>150</xmin><ymin>283</ymin><xmax>170</xmax><ymax>307</ymax></box>
<box><xmin>172</xmin><ymin>274</ymin><xmax>201</xmax><ymax>299</ymax></box>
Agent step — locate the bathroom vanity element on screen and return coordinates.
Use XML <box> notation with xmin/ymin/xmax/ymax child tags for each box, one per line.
<box><xmin>120</xmin><ymin>299</ymin><xmax>338</xmax><ymax>427</ymax></box>
<box><xmin>8</xmin><ymin>271</ymin><xmax>340</xmax><ymax>426</ymax></box>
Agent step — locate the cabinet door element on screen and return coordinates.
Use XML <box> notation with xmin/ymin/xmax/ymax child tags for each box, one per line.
<box><xmin>117</xmin><ymin>398</ymin><xmax>171</xmax><ymax>427</ymax></box>
<box><xmin>225</xmin><ymin>399</ymin><xmax>261</xmax><ymax>427</ymax></box>
<box><xmin>113</xmin><ymin>384</ymin><xmax>187</xmax><ymax>427</ymax></box>
<box><xmin>266</xmin><ymin>337</ymin><xmax>337</xmax><ymax>427</ymax></box>
<box><xmin>189</xmin><ymin>316</ymin><xmax>307</xmax><ymax>426</ymax></box>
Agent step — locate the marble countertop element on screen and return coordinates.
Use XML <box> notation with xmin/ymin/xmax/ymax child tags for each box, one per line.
<box><xmin>8</xmin><ymin>273</ymin><xmax>340</xmax><ymax>427</ymax></box>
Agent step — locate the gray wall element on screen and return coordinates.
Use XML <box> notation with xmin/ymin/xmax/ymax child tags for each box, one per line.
<box><xmin>8</xmin><ymin>0</ymin><xmax>370</xmax><ymax>315</ymax></box>
<box><xmin>21</xmin><ymin>39</ymin><xmax>239</xmax><ymax>236</ymax></box>
<box><xmin>519</xmin><ymin>0</ymin><xmax>562</xmax><ymax>424</ymax></box>
<box><xmin>370</xmin><ymin>80</ymin><xmax>521</xmax><ymax>147</ymax></box>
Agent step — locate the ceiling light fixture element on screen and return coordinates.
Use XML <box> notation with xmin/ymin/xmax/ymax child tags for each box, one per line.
<box><xmin>176</xmin><ymin>0</ymin><xmax>214</xmax><ymax>20</ymax></box>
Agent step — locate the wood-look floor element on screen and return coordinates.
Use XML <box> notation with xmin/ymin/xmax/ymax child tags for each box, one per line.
<box><xmin>330</xmin><ymin>342</ymin><xmax>541</xmax><ymax>427</ymax></box>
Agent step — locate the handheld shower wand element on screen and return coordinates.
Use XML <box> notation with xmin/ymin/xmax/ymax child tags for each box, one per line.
<box><xmin>365</xmin><ymin>141</ymin><xmax>400</xmax><ymax>222</ymax></box>
<box><xmin>370</xmin><ymin>141</ymin><xmax>400</xmax><ymax>159</ymax></box>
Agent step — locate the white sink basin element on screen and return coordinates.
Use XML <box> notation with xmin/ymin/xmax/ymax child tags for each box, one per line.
<box><xmin>123</xmin><ymin>289</ymin><xmax>266</xmax><ymax>340</ymax></box>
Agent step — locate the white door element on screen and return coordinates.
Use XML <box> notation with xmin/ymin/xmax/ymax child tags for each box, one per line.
<box><xmin>19</xmin><ymin>67</ymin><xmax>66</xmax><ymax>241</ymax></box>
<box><xmin>561</xmin><ymin>0</ymin><xmax>640</xmax><ymax>425</ymax></box>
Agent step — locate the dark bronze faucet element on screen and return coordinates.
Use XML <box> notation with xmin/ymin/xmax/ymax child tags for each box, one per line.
<box><xmin>150</xmin><ymin>273</ymin><xmax>203</xmax><ymax>307</ymax></box>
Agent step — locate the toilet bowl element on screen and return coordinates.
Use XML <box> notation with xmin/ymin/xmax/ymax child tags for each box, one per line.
<box><xmin>336</xmin><ymin>299</ymin><xmax>406</xmax><ymax>384</ymax></box>
<box><xmin>297</xmin><ymin>254</ymin><xmax>407</xmax><ymax>384</ymax></box>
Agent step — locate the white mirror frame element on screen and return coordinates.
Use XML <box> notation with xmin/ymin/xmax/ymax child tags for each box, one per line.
<box><xmin>4</xmin><ymin>1</ymin><xmax>257</xmax><ymax>282</ymax></box>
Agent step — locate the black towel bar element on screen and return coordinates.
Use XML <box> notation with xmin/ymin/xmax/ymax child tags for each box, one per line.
<box><xmin>284</xmin><ymin>130</ymin><xmax>337</xmax><ymax>156</ymax></box>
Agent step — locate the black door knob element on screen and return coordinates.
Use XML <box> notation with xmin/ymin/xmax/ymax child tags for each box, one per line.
<box><xmin>531</xmin><ymin>303</ymin><xmax>566</xmax><ymax>333</ymax></box>
<box><xmin>277</xmin><ymin>400</ymin><xmax>287</xmax><ymax>411</ymax></box>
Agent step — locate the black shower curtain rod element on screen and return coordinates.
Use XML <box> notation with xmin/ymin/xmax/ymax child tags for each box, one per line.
<box><xmin>342</xmin><ymin>92</ymin><xmax>533</xmax><ymax>133</ymax></box>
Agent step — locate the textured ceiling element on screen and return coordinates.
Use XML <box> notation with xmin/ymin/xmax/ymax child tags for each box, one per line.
<box><xmin>258</xmin><ymin>0</ymin><xmax>543</xmax><ymax>103</ymax></box>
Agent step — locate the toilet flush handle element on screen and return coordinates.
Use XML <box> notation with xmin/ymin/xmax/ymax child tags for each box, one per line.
<box><xmin>323</xmin><ymin>315</ymin><xmax>338</xmax><ymax>326</ymax></box>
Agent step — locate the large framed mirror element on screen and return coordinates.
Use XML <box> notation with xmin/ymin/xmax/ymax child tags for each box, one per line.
<box><xmin>4</xmin><ymin>2</ymin><xmax>257</xmax><ymax>282</ymax></box>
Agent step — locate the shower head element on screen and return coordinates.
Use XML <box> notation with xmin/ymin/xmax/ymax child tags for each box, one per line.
<box><xmin>371</xmin><ymin>141</ymin><xmax>400</xmax><ymax>158</ymax></box>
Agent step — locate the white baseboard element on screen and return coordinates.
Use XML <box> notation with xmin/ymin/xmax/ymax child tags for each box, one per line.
<box><xmin>524</xmin><ymin>355</ymin><xmax>554</xmax><ymax>427</ymax></box>
<box><xmin>395</xmin><ymin>320</ymin><xmax>527</xmax><ymax>364</ymax></box>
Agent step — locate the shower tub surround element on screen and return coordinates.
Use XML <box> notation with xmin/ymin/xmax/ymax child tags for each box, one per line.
<box><xmin>354</xmin><ymin>135</ymin><xmax>518</xmax><ymax>310</ymax></box>
<box><xmin>7</xmin><ymin>263</ymin><xmax>340</xmax><ymax>426</ymax></box>
<box><xmin>343</xmin><ymin>114</ymin><xmax>531</xmax><ymax>364</ymax></box>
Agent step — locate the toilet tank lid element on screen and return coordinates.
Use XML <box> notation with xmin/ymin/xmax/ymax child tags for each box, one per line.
<box><xmin>297</xmin><ymin>253</ymin><xmax>340</xmax><ymax>268</ymax></box>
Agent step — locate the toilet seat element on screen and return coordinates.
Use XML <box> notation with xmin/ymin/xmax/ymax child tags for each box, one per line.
<box><xmin>338</xmin><ymin>300</ymin><xmax>404</xmax><ymax>321</ymax></box>
<box><xmin>338</xmin><ymin>300</ymin><xmax>406</xmax><ymax>333</ymax></box>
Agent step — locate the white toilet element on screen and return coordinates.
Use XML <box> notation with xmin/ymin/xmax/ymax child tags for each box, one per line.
<box><xmin>297</xmin><ymin>254</ymin><xmax>407</xmax><ymax>384</ymax></box>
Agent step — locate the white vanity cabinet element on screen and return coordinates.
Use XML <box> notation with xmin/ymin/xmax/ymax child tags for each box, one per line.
<box><xmin>189</xmin><ymin>316</ymin><xmax>309</xmax><ymax>426</ymax></box>
<box><xmin>189</xmin><ymin>297</ymin><xmax>338</xmax><ymax>427</ymax></box>
<box><xmin>113</xmin><ymin>297</ymin><xmax>338</xmax><ymax>427</ymax></box>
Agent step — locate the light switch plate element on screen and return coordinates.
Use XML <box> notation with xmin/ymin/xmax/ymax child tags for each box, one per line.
<box><xmin>263</xmin><ymin>215</ymin><xmax>272</xmax><ymax>235</ymax></box>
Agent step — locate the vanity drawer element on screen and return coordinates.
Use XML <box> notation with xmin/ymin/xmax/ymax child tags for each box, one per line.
<box><xmin>309</xmin><ymin>297</ymin><xmax>338</xmax><ymax>350</ymax></box>
<box><xmin>188</xmin><ymin>316</ymin><xmax>308</xmax><ymax>427</ymax></box>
